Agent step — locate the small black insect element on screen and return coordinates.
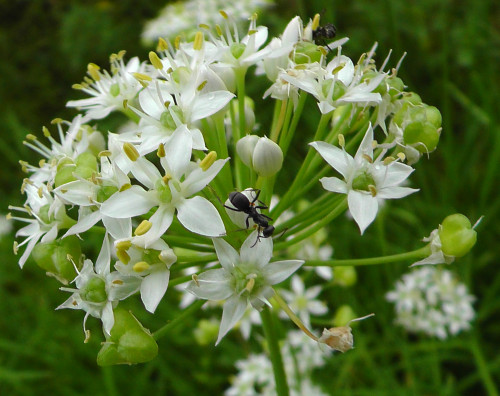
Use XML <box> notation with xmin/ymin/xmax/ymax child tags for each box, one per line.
<box><xmin>224</xmin><ymin>189</ymin><xmax>275</xmax><ymax>247</ymax></box>
<box><xmin>313</xmin><ymin>23</ymin><xmax>337</xmax><ymax>50</ymax></box>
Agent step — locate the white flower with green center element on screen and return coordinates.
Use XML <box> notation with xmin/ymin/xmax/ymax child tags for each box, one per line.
<box><xmin>58</xmin><ymin>236</ymin><xmax>141</xmax><ymax>336</ymax></box>
<box><xmin>67</xmin><ymin>54</ymin><xmax>145</xmax><ymax>121</ymax></box>
<box><xmin>186</xmin><ymin>231</ymin><xmax>303</xmax><ymax>345</ymax></box>
<box><xmin>101</xmin><ymin>128</ymin><xmax>228</xmax><ymax>245</ymax></box>
<box><xmin>310</xmin><ymin>124</ymin><xmax>418</xmax><ymax>234</ymax></box>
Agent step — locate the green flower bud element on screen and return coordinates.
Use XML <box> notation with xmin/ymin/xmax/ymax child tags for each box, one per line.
<box><xmin>386</xmin><ymin>76</ymin><xmax>405</xmax><ymax>97</ymax></box>
<box><xmin>31</xmin><ymin>235</ymin><xmax>82</xmax><ymax>283</ymax></box>
<box><xmin>252</xmin><ymin>136</ymin><xmax>284</xmax><ymax>177</ymax></box>
<box><xmin>97</xmin><ymin>309</ymin><xmax>158</xmax><ymax>366</ymax></box>
<box><xmin>193</xmin><ymin>319</ymin><xmax>219</xmax><ymax>346</ymax></box>
<box><xmin>333</xmin><ymin>305</ymin><xmax>357</xmax><ymax>327</ymax></box>
<box><xmin>362</xmin><ymin>71</ymin><xmax>386</xmax><ymax>95</ymax></box>
<box><xmin>76</xmin><ymin>151</ymin><xmax>98</xmax><ymax>172</ymax></box>
<box><xmin>293</xmin><ymin>41</ymin><xmax>322</xmax><ymax>64</ymax></box>
<box><xmin>333</xmin><ymin>266</ymin><xmax>357</xmax><ymax>287</ymax></box>
<box><xmin>54</xmin><ymin>164</ymin><xmax>77</xmax><ymax>187</ymax></box>
<box><xmin>439</xmin><ymin>214</ymin><xmax>477</xmax><ymax>257</ymax></box>
<box><xmin>230</xmin><ymin>43</ymin><xmax>246</xmax><ymax>59</ymax></box>
<box><xmin>236</xmin><ymin>134</ymin><xmax>259</xmax><ymax>168</ymax></box>
<box><xmin>424</xmin><ymin>105</ymin><xmax>442</xmax><ymax>128</ymax></box>
<box><xmin>392</xmin><ymin>92</ymin><xmax>423</xmax><ymax>126</ymax></box>
<box><xmin>88</xmin><ymin>130</ymin><xmax>106</xmax><ymax>156</ymax></box>
<box><xmin>403</xmin><ymin>121</ymin><xmax>440</xmax><ymax>153</ymax></box>
<box><xmin>81</xmin><ymin>277</ymin><xmax>107</xmax><ymax>303</ymax></box>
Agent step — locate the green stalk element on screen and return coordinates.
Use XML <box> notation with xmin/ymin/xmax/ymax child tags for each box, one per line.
<box><xmin>153</xmin><ymin>300</ymin><xmax>205</xmax><ymax>340</ymax></box>
<box><xmin>279</xmin><ymin>92</ymin><xmax>308</xmax><ymax>157</ymax></box>
<box><xmin>470</xmin><ymin>336</ymin><xmax>499</xmax><ymax>396</ymax></box>
<box><xmin>260</xmin><ymin>307</ymin><xmax>289</xmax><ymax>396</ymax></box>
<box><xmin>234</xmin><ymin>67</ymin><xmax>248</xmax><ymax>190</ymax></box>
<box><xmin>304</xmin><ymin>245</ymin><xmax>432</xmax><ymax>267</ymax></box>
<box><xmin>213</xmin><ymin>113</ymin><xmax>234</xmax><ymax>192</ymax></box>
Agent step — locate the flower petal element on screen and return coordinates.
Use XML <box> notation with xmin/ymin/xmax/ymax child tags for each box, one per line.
<box><xmin>240</xmin><ymin>231</ymin><xmax>273</xmax><ymax>268</ymax></box>
<box><xmin>183</xmin><ymin>158</ymin><xmax>229</xmax><ymax>197</ymax></box>
<box><xmin>185</xmin><ymin>268</ymin><xmax>234</xmax><ymax>300</ymax></box>
<box><xmin>177</xmin><ymin>196</ymin><xmax>226</xmax><ymax>237</ymax></box>
<box><xmin>216</xmin><ymin>295</ymin><xmax>248</xmax><ymax>345</ymax></box>
<box><xmin>213</xmin><ymin>237</ymin><xmax>239</xmax><ymax>272</ymax></box>
<box><xmin>319</xmin><ymin>176</ymin><xmax>348</xmax><ymax>194</ymax></box>
<box><xmin>100</xmin><ymin>186</ymin><xmax>157</xmax><ymax>219</ymax></box>
<box><xmin>348</xmin><ymin>190</ymin><xmax>378</xmax><ymax>234</ymax></box>
<box><xmin>310</xmin><ymin>141</ymin><xmax>351</xmax><ymax>178</ymax></box>
<box><xmin>191</xmin><ymin>91</ymin><xmax>235</xmax><ymax>122</ymax></box>
<box><xmin>262</xmin><ymin>260</ymin><xmax>304</xmax><ymax>285</ymax></box>
<box><xmin>141</xmin><ymin>269</ymin><xmax>170</xmax><ymax>313</ymax></box>
<box><xmin>163</xmin><ymin>126</ymin><xmax>193</xmax><ymax>179</ymax></box>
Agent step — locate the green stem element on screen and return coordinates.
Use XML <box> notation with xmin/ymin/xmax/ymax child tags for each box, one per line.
<box><xmin>153</xmin><ymin>300</ymin><xmax>205</xmax><ymax>340</ymax></box>
<box><xmin>260</xmin><ymin>307</ymin><xmax>289</xmax><ymax>396</ymax></box>
<box><xmin>304</xmin><ymin>245</ymin><xmax>432</xmax><ymax>267</ymax></box>
<box><xmin>279</xmin><ymin>92</ymin><xmax>307</xmax><ymax>157</ymax></box>
<box><xmin>470</xmin><ymin>336</ymin><xmax>499</xmax><ymax>396</ymax></box>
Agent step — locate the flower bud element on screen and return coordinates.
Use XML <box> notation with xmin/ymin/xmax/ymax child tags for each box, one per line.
<box><xmin>333</xmin><ymin>305</ymin><xmax>357</xmax><ymax>327</ymax></box>
<box><xmin>403</xmin><ymin>121</ymin><xmax>441</xmax><ymax>153</ymax></box>
<box><xmin>252</xmin><ymin>137</ymin><xmax>283</xmax><ymax>177</ymax></box>
<box><xmin>332</xmin><ymin>266</ymin><xmax>357</xmax><ymax>287</ymax></box>
<box><xmin>318</xmin><ymin>326</ymin><xmax>353</xmax><ymax>353</ymax></box>
<box><xmin>31</xmin><ymin>235</ymin><xmax>82</xmax><ymax>283</ymax></box>
<box><xmin>438</xmin><ymin>214</ymin><xmax>477</xmax><ymax>258</ymax></box>
<box><xmin>293</xmin><ymin>41</ymin><xmax>322</xmax><ymax>64</ymax></box>
<box><xmin>236</xmin><ymin>135</ymin><xmax>259</xmax><ymax>168</ymax></box>
<box><xmin>97</xmin><ymin>309</ymin><xmax>158</xmax><ymax>366</ymax></box>
<box><xmin>193</xmin><ymin>318</ymin><xmax>219</xmax><ymax>346</ymax></box>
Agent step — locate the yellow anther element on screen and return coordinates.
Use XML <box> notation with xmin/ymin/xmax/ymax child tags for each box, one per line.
<box><xmin>162</xmin><ymin>174</ymin><xmax>172</xmax><ymax>184</ymax></box>
<box><xmin>19</xmin><ymin>161</ymin><xmax>28</xmax><ymax>173</ymax></box>
<box><xmin>197</xmin><ymin>80</ymin><xmax>207</xmax><ymax>91</ymax></box>
<box><xmin>84</xmin><ymin>329</ymin><xmax>91</xmax><ymax>343</ymax></box>
<box><xmin>157</xmin><ymin>143</ymin><xmax>166</xmax><ymax>158</ymax></box>
<box><xmin>72</xmin><ymin>84</ymin><xmax>84</xmax><ymax>90</ymax></box>
<box><xmin>157</xmin><ymin>37</ymin><xmax>169</xmax><ymax>52</ymax></box>
<box><xmin>149</xmin><ymin>51</ymin><xmax>163</xmax><ymax>69</ymax></box>
<box><xmin>192</xmin><ymin>274</ymin><xmax>200</xmax><ymax>287</ymax></box>
<box><xmin>368</xmin><ymin>185</ymin><xmax>377</xmax><ymax>197</ymax></box>
<box><xmin>98</xmin><ymin>150</ymin><xmax>112</xmax><ymax>157</ymax></box>
<box><xmin>219</xmin><ymin>10</ymin><xmax>228</xmax><ymax>19</ymax></box>
<box><xmin>134</xmin><ymin>220</ymin><xmax>152</xmax><ymax>236</ymax></box>
<box><xmin>215</xmin><ymin>25</ymin><xmax>223</xmax><ymax>36</ymax></box>
<box><xmin>115</xmin><ymin>240</ymin><xmax>132</xmax><ymax>251</ymax></box>
<box><xmin>133</xmin><ymin>261</ymin><xmax>150</xmax><ymax>273</ymax></box>
<box><xmin>383</xmin><ymin>156</ymin><xmax>395</xmax><ymax>165</ymax></box>
<box><xmin>362</xmin><ymin>154</ymin><xmax>373</xmax><ymax>163</ymax></box>
<box><xmin>133</xmin><ymin>72</ymin><xmax>152</xmax><ymax>82</ymax></box>
<box><xmin>248</xmin><ymin>29</ymin><xmax>258</xmax><ymax>35</ymax></box>
<box><xmin>116</xmin><ymin>248</ymin><xmax>130</xmax><ymax>265</ymax></box>
<box><xmin>43</xmin><ymin>126</ymin><xmax>51</xmax><ymax>137</ymax></box>
<box><xmin>37</xmin><ymin>186</ymin><xmax>43</xmax><ymax>198</ymax></box>
<box><xmin>25</xmin><ymin>134</ymin><xmax>37</xmax><ymax>141</ymax></box>
<box><xmin>372</xmin><ymin>140</ymin><xmax>378</xmax><ymax>149</ymax></box>
<box><xmin>338</xmin><ymin>134</ymin><xmax>345</xmax><ymax>148</ymax></box>
<box><xmin>13</xmin><ymin>241</ymin><xmax>18</xmax><ymax>255</ymax></box>
<box><xmin>164</xmin><ymin>100</ymin><xmax>171</xmax><ymax>108</ymax></box>
<box><xmin>123</xmin><ymin>99</ymin><xmax>128</xmax><ymax>109</ymax></box>
<box><xmin>83</xmin><ymin>76</ymin><xmax>94</xmax><ymax>85</ymax></box>
<box><xmin>6</xmin><ymin>213</ymin><xmax>12</xmax><ymax>220</ymax></box>
<box><xmin>245</xmin><ymin>278</ymin><xmax>255</xmax><ymax>293</ymax></box>
<box><xmin>397</xmin><ymin>152</ymin><xmax>406</xmax><ymax>161</ymax></box>
<box><xmin>116</xmin><ymin>50</ymin><xmax>126</xmax><ymax>60</ymax></box>
<box><xmin>319</xmin><ymin>47</ymin><xmax>328</xmax><ymax>56</ymax></box>
<box><xmin>198</xmin><ymin>23</ymin><xmax>210</xmax><ymax>30</ymax></box>
<box><xmin>174</xmin><ymin>35</ymin><xmax>181</xmax><ymax>50</ymax></box>
<box><xmin>87</xmin><ymin>63</ymin><xmax>101</xmax><ymax>81</ymax></box>
<box><xmin>199</xmin><ymin>151</ymin><xmax>217</xmax><ymax>171</ymax></box>
<box><xmin>112</xmin><ymin>279</ymin><xmax>124</xmax><ymax>285</ymax></box>
<box><xmin>123</xmin><ymin>142</ymin><xmax>140</xmax><ymax>161</ymax></box>
<box><xmin>119</xmin><ymin>183</ymin><xmax>132</xmax><ymax>192</ymax></box>
<box><xmin>51</xmin><ymin>118</ymin><xmax>63</xmax><ymax>125</ymax></box>
<box><xmin>312</xmin><ymin>13</ymin><xmax>321</xmax><ymax>31</ymax></box>
<box><xmin>193</xmin><ymin>31</ymin><xmax>204</xmax><ymax>50</ymax></box>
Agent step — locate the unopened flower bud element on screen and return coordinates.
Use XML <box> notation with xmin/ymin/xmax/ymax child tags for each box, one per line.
<box><xmin>318</xmin><ymin>326</ymin><xmax>353</xmax><ymax>353</ymax></box>
<box><xmin>97</xmin><ymin>309</ymin><xmax>158</xmax><ymax>366</ymax></box>
<box><xmin>158</xmin><ymin>248</ymin><xmax>177</xmax><ymax>267</ymax></box>
<box><xmin>332</xmin><ymin>266</ymin><xmax>357</xmax><ymax>287</ymax></box>
<box><xmin>252</xmin><ymin>137</ymin><xmax>283</xmax><ymax>177</ymax></box>
<box><xmin>438</xmin><ymin>214</ymin><xmax>477</xmax><ymax>257</ymax></box>
<box><xmin>236</xmin><ymin>135</ymin><xmax>259</xmax><ymax>168</ymax></box>
<box><xmin>403</xmin><ymin>121</ymin><xmax>441</xmax><ymax>153</ymax></box>
<box><xmin>31</xmin><ymin>235</ymin><xmax>82</xmax><ymax>283</ymax></box>
<box><xmin>333</xmin><ymin>305</ymin><xmax>357</xmax><ymax>327</ymax></box>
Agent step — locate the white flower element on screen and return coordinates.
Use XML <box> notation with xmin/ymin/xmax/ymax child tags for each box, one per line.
<box><xmin>310</xmin><ymin>124</ymin><xmax>418</xmax><ymax>234</ymax></box>
<box><xmin>279</xmin><ymin>275</ymin><xmax>327</xmax><ymax>328</ymax></box>
<box><xmin>386</xmin><ymin>267</ymin><xmax>476</xmax><ymax>339</ymax></box>
<box><xmin>67</xmin><ymin>54</ymin><xmax>145</xmax><ymax>121</ymax></box>
<box><xmin>57</xmin><ymin>236</ymin><xmax>141</xmax><ymax>335</ymax></box>
<box><xmin>186</xmin><ymin>231</ymin><xmax>303</xmax><ymax>344</ymax></box>
<box><xmin>101</xmin><ymin>129</ymin><xmax>228</xmax><ymax>245</ymax></box>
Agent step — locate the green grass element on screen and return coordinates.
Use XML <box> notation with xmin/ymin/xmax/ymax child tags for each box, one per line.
<box><xmin>1</xmin><ymin>0</ymin><xmax>499</xmax><ymax>394</ymax></box>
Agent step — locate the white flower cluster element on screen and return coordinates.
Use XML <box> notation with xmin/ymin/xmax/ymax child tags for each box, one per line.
<box><xmin>226</xmin><ymin>330</ymin><xmax>330</xmax><ymax>396</ymax></box>
<box><xmin>10</xmin><ymin>12</ymin><xmax>441</xmax><ymax>355</ymax></box>
<box><xmin>142</xmin><ymin>0</ymin><xmax>273</xmax><ymax>44</ymax></box>
<box><xmin>386</xmin><ymin>267</ymin><xmax>475</xmax><ymax>339</ymax></box>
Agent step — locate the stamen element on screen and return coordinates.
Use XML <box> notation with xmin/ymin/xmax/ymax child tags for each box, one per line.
<box><xmin>157</xmin><ymin>37</ymin><xmax>168</xmax><ymax>52</ymax></box>
<box><xmin>157</xmin><ymin>143</ymin><xmax>166</xmax><ymax>158</ymax></box>
<box><xmin>116</xmin><ymin>248</ymin><xmax>130</xmax><ymax>265</ymax></box>
<box><xmin>123</xmin><ymin>142</ymin><xmax>140</xmax><ymax>161</ymax></box>
<box><xmin>312</xmin><ymin>14</ymin><xmax>321</xmax><ymax>31</ymax></box>
<box><xmin>193</xmin><ymin>32</ymin><xmax>204</xmax><ymax>51</ymax></box>
<box><xmin>149</xmin><ymin>51</ymin><xmax>163</xmax><ymax>70</ymax></box>
<box><xmin>338</xmin><ymin>134</ymin><xmax>345</xmax><ymax>148</ymax></box>
<box><xmin>134</xmin><ymin>220</ymin><xmax>152</xmax><ymax>236</ymax></box>
<box><xmin>368</xmin><ymin>185</ymin><xmax>377</xmax><ymax>197</ymax></box>
<box><xmin>133</xmin><ymin>261</ymin><xmax>150</xmax><ymax>273</ymax></box>
<box><xmin>199</xmin><ymin>151</ymin><xmax>217</xmax><ymax>171</ymax></box>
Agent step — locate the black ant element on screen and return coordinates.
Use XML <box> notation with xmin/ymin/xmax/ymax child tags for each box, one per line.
<box><xmin>313</xmin><ymin>23</ymin><xmax>337</xmax><ymax>51</ymax></box>
<box><xmin>224</xmin><ymin>189</ymin><xmax>275</xmax><ymax>247</ymax></box>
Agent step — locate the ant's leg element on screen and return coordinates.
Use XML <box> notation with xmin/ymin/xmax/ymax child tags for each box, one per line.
<box><xmin>251</xmin><ymin>230</ymin><xmax>261</xmax><ymax>247</ymax></box>
<box><xmin>223</xmin><ymin>205</ymin><xmax>241</xmax><ymax>212</ymax></box>
<box><xmin>250</xmin><ymin>189</ymin><xmax>261</xmax><ymax>205</ymax></box>
<box><xmin>245</xmin><ymin>215</ymin><xmax>251</xmax><ymax>229</ymax></box>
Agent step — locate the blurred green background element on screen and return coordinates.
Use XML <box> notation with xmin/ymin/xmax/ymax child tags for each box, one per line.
<box><xmin>1</xmin><ymin>0</ymin><xmax>499</xmax><ymax>394</ymax></box>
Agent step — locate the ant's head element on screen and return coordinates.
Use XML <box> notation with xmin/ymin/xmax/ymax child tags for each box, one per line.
<box><xmin>262</xmin><ymin>225</ymin><xmax>275</xmax><ymax>238</ymax></box>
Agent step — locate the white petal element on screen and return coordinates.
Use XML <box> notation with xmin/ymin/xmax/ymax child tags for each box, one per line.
<box><xmin>100</xmin><ymin>186</ymin><xmax>157</xmax><ymax>219</ymax></box>
<box><xmin>101</xmin><ymin>302</ymin><xmax>115</xmax><ymax>335</ymax></box>
<box><xmin>177</xmin><ymin>196</ymin><xmax>225</xmax><ymax>237</ymax></box>
<box><xmin>378</xmin><ymin>186</ymin><xmax>419</xmax><ymax>199</ymax></box>
<box><xmin>102</xmin><ymin>216</ymin><xmax>131</xmax><ymax>240</ymax></box>
<box><xmin>141</xmin><ymin>269</ymin><xmax>170</xmax><ymax>313</ymax></box>
<box><xmin>131</xmin><ymin>157</ymin><xmax>162</xmax><ymax>189</ymax></box>
<box><xmin>64</xmin><ymin>210</ymin><xmax>101</xmax><ymax>237</ymax></box>
<box><xmin>216</xmin><ymin>295</ymin><xmax>247</xmax><ymax>345</ymax></box>
<box><xmin>212</xmin><ymin>237</ymin><xmax>239</xmax><ymax>271</ymax></box>
<box><xmin>55</xmin><ymin>180</ymin><xmax>95</xmax><ymax>206</ymax></box>
<box><xmin>133</xmin><ymin>205</ymin><xmax>174</xmax><ymax>247</ymax></box>
<box><xmin>163</xmin><ymin>126</ymin><xmax>193</xmax><ymax>179</ymax></box>
<box><xmin>354</xmin><ymin>124</ymin><xmax>374</xmax><ymax>161</ymax></box>
<box><xmin>348</xmin><ymin>190</ymin><xmax>378</xmax><ymax>234</ymax></box>
<box><xmin>191</xmin><ymin>91</ymin><xmax>234</xmax><ymax>122</ymax></box>
<box><xmin>183</xmin><ymin>158</ymin><xmax>229</xmax><ymax>197</ymax></box>
<box><xmin>96</xmin><ymin>234</ymin><xmax>111</xmax><ymax>275</ymax></box>
<box><xmin>107</xmin><ymin>273</ymin><xmax>141</xmax><ymax>300</ymax></box>
<box><xmin>310</xmin><ymin>141</ymin><xmax>351</xmax><ymax>178</ymax></box>
<box><xmin>381</xmin><ymin>161</ymin><xmax>415</xmax><ymax>186</ymax></box>
<box><xmin>240</xmin><ymin>231</ymin><xmax>273</xmax><ymax>268</ymax></box>
<box><xmin>185</xmin><ymin>268</ymin><xmax>234</xmax><ymax>300</ymax></box>
<box><xmin>319</xmin><ymin>177</ymin><xmax>348</xmax><ymax>194</ymax></box>
<box><xmin>262</xmin><ymin>260</ymin><xmax>304</xmax><ymax>285</ymax></box>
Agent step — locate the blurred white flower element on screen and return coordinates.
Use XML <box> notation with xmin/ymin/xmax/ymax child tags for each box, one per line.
<box><xmin>386</xmin><ymin>267</ymin><xmax>475</xmax><ymax>339</ymax></box>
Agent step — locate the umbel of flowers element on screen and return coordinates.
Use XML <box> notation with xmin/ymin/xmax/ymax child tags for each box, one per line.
<box><xmin>10</xmin><ymin>12</ymin><xmax>477</xmax><ymax>393</ymax></box>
